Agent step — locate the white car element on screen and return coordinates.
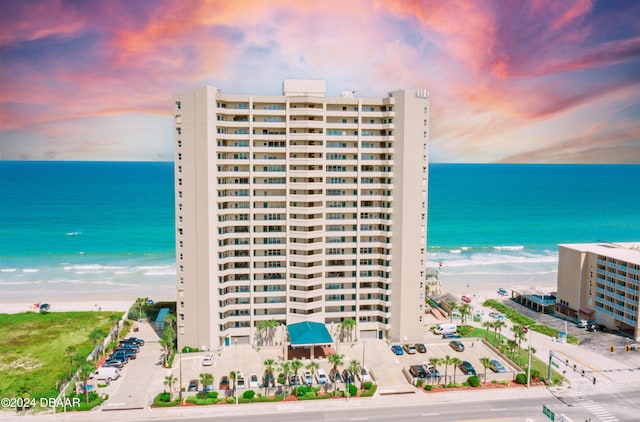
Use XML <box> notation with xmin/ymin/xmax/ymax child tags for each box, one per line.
<box><xmin>358</xmin><ymin>366</ymin><xmax>371</xmax><ymax>383</ymax></box>
<box><xmin>249</xmin><ymin>374</ymin><xmax>260</xmax><ymax>388</ymax></box>
<box><xmin>236</xmin><ymin>372</ymin><xmax>245</xmax><ymax>388</ymax></box>
<box><xmin>202</xmin><ymin>354</ymin><xmax>214</xmax><ymax>366</ymax></box>
<box><xmin>316</xmin><ymin>369</ymin><xmax>328</xmax><ymax>385</ymax></box>
<box><xmin>303</xmin><ymin>370</ymin><xmax>313</xmax><ymax>385</ymax></box>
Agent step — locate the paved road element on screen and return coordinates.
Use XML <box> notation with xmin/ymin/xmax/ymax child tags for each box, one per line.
<box><xmin>101</xmin><ymin>321</ymin><xmax>165</xmax><ymax>411</ymax></box>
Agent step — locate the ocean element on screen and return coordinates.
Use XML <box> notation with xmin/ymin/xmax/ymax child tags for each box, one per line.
<box><xmin>1</xmin><ymin>162</ymin><xmax>639</xmax><ymax>300</ymax></box>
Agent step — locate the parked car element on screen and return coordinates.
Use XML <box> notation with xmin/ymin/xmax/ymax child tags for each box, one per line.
<box><xmin>114</xmin><ymin>344</ymin><xmax>139</xmax><ymax>353</ymax></box>
<box><xmin>220</xmin><ymin>376</ymin><xmax>230</xmax><ymax>390</ymax></box>
<box><xmin>249</xmin><ymin>374</ymin><xmax>260</xmax><ymax>388</ymax></box>
<box><xmin>263</xmin><ymin>370</ymin><xmax>274</xmax><ymax>387</ymax></box>
<box><xmin>587</xmin><ymin>323</ymin><xmax>607</xmax><ymax>332</ymax></box>
<box><xmin>497</xmin><ymin>288</ymin><xmax>508</xmax><ymax>296</ymax></box>
<box><xmin>490</xmin><ymin>359</ymin><xmax>506</xmax><ymax>373</ymax></box>
<box><xmin>442</xmin><ymin>333</ymin><xmax>462</xmax><ymax>339</ymax></box>
<box><xmin>458</xmin><ymin>361</ymin><xmax>476</xmax><ymax>375</ymax></box>
<box><xmin>236</xmin><ymin>372</ymin><xmax>246</xmax><ymax>388</ymax></box>
<box><xmin>358</xmin><ymin>366</ymin><xmax>371</xmax><ymax>383</ymax></box>
<box><xmin>342</xmin><ymin>369</ymin><xmax>355</xmax><ymax>383</ymax></box>
<box><xmin>317</xmin><ymin>369</ymin><xmax>329</xmax><ymax>385</ymax></box>
<box><xmin>202</xmin><ymin>354</ymin><xmax>214</xmax><ymax>366</ymax></box>
<box><xmin>449</xmin><ymin>340</ymin><xmax>464</xmax><ymax>352</ymax></box>
<box><xmin>489</xmin><ymin>311</ymin><xmax>505</xmax><ymax>320</ymax></box>
<box><xmin>187</xmin><ymin>379</ymin><xmax>198</xmax><ymax>392</ymax></box>
<box><xmin>303</xmin><ymin>370</ymin><xmax>313</xmax><ymax>385</ymax></box>
<box><xmin>110</xmin><ymin>349</ymin><xmax>136</xmax><ymax>360</ymax></box>
<box><xmin>90</xmin><ymin>367</ymin><xmax>120</xmax><ymax>383</ymax></box>
<box><xmin>461</xmin><ymin>295</ymin><xmax>472</xmax><ymax>303</ymax></box>
<box><xmin>329</xmin><ymin>369</ymin><xmax>342</xmax><ymax>383</ymax></box>
<box><xmin>415</xmin><ymin>343</ymin><xmax>427</xmax><ymax>353</ymax></box>
<box><xmin>403</xmin><ymin>344</ymin><xmax>417</xmax><ymax>354</ymax></box>
<box><xmin>409</xmin><ymin>365</ymin><xmax>428</xmax><ymax>378</ymax></box>
<box><xmin>423</xmin><ymin>362</ymin><xmax>440</xmax><ymax>378</ymax></box>
<box><xmin>289</xmin><ymin>374</ymin><xmax>300</xmax><ymax>386</ymax></box>
<box><xmin>576</xmin><ymin>319</ymin><xmax>588</xmax><ymax>328</ymax></box>
<box><xmin>391</xmin><ymin>345</ymin><xmax>404</xmax><ymax>355</ymax></box>
<box><xmin>102</xmin><ymin>359</ymin><xmax>125</xmax><ymax>369</ymax></box>
<box><xmin>105</xmin><ymin>354</ymin><xmax>128</xmax><ymax>364</ymax></box>
<box><xmin>121</xmin><ymin>337</ymin><xmax>145</xmax><ymax>346</ymax></box>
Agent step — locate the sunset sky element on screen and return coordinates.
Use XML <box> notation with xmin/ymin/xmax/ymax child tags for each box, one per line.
<box><xmin>1</xmin><ymin>0</ymin><xmax>639</xmax><ymax>163</ymax></box>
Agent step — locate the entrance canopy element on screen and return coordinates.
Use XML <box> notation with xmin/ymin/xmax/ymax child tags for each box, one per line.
<box><xmin>287</xmin><ymin>321</ymin><xmax>333</xmax><ymax>347</ymax></box>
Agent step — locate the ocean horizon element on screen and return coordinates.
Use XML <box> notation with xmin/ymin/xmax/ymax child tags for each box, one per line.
<box><xmin>1</xmin><ymin>161</ymin><xmax>639</xmax><ymax>301</ymax></box>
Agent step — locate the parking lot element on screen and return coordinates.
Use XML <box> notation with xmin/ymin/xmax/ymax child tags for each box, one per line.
<box><xmin>175</xmin><ymin>334</ymin><xmax>520</xmax><ymax>399</ymax></box>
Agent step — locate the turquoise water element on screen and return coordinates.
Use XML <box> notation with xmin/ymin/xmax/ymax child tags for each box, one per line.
<box><xmin>0</xmin><ymin>162</ymin><xmax>639</xmax><ymax>292</ymax></box>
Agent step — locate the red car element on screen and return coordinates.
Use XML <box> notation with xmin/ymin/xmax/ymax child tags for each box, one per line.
<box><xmin>461</xmin><ymin>295</ymin><xmax>472</xmax><ymax>303</ymax></box>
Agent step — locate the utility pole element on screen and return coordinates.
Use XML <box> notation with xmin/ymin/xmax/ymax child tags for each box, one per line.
<box><xmin>525</xmin><ymin>327</ymin><xmax>532</xmax><ymax>388</ymax></box>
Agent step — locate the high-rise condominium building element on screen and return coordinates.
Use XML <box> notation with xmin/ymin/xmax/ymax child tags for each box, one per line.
<box><xmin>556</xmin><ymin>242</ymin><xmax>640</xmax><ymax>340</ymax></box>
<box><xmin>173</xmin><ymin>80</ymin><xmax>430</xmax><ymax>351</ymax></box>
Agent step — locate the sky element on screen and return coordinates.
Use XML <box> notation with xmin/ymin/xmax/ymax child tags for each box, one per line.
<box><xmin>0</xmin><ymin>0</ymin><xmax>639</xmax><ymax>163</ymax></box>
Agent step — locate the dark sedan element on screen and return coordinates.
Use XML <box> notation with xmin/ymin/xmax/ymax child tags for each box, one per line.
<box><xmin>458</xmin><ymin>361</ymin><xmax>476</xmax><ymax>375</ymax></box>
<box><xmin>415</xmin><ymin>343</ymin><xmax>427</xmax><ymax>353</ymax></box>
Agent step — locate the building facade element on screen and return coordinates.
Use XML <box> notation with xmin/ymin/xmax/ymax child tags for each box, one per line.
<box><xmin>556</xmin><ymin>242</ymin><xmax>640</xmax><ymax>340</ymax></box>
<box><xmin>173</xmin><ymin>80</ymin><xmax>430</xmax><ymax>350</ymax></box>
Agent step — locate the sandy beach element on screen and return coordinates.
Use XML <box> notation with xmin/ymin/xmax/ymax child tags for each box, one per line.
<box><xmin>0</xmin><ymin>284</ymin><xmax>175</xmax><ymax>314</ymax></box>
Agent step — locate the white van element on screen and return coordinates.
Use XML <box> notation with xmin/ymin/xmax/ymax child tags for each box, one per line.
<box><xmin>434</xmin><ymin>323</ymin><xmax>457</xmax><ymax>335</ymax></box>
<box><xmin>90</xmin><ymin>367</ymin><xmax>120</xmax><ymax>382</ymax></box>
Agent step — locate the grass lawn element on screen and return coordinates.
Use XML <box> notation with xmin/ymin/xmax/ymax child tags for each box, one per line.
<box><xmin>465</xmin><ymin>327</ymin><xmax>563</xmax><ymax>385</ymax></box>
<box><xmin>0</xmin><ymin>311</ymin><xmax>122</xmax><ymax>400</ymax></box>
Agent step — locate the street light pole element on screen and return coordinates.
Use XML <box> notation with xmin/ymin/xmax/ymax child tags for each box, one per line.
<box><xmin>234</xmin><ymin>339</ymin><xmax>238</xmax><ymax>406</ymax></box>
<box><xmin>526</xmin><ymin>328</ymin><xmax>532</xmax><ymax>388</ymax></box>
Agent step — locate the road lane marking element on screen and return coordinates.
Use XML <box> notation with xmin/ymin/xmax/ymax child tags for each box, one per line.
<box><xmin>490</xmin><ymin>408</ymin><xmax>507</xmax><ymax>411</ymax></box>
<box><xmin>350</xmin><ymin>418</ymin><xmax>369</xmax><ymax>421</ymax></box>
<box><xmin>422</xmin><ymin>413</ymin><xmax>440</xmax><ymax>416</ymax></box>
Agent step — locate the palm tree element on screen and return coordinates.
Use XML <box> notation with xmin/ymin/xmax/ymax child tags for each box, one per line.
<box><xmin>442</xmin><ymin>354</ymin><xmax>454</xmax><ymax>385</ymax></box>
<box><xmin>256</xmin><ymin>320</ymin><xmax>268</xmax><ymax>346</ymax></box>
<box><xmin>428</xmin><ymin>357</ymin><xmax>442</xmax><ymax>385</ymax></box>
<box><xmin>132</xmin><ymin>297</ymin><xmax>148</xmax><ymax>320</ymax></box>
<box><xmin>494</xmin><ymin>320</ymin><xmax>506</xmax><ymax>347</ymax></box>
<box><xmin>200</xmin><ymin>373</ymin><xmax>213</xmax><ymax>392</ymax></box>
<box><xmin>78</xmin><ymin>362</ymin><xmax>95</xmax><ymax>403</ymax></box>
<box><xmin>349</xmin><ymin>359</ymin><xmax>362</xmax><ymax>388</ymax></box>
<box><xmin>265</xmin><ymin>319</ymin><xmax>280</xmax><ymax>346</ymax></box>
<box><xmin>278</xmin><ymin>360</ymin><xmax>291</xmax><ymax>394</ymax></box>
<box><xmin>89</xmin><ymin>328</ymin><xmax>107</xmax><ymax>361</ymax></box>
<box><xmin>264</xmin><ymin>358</ymin><xmax>276</xmax><ymax>374</ymax></box>
<box><xmin>306</xmin><ymin>361</ymin><xmax>320</xmax><ymax>380</ymax></box>
<box><xmin>482</xmin><ymin>321</ymin><xmax>493</xmax><ymax>340</ymax></box>
<box><xmin>64</xmin><ymin>345</ymin><xmax>77</xmax><ymax>377</ymax></box>
<box><xmin>450</xmin><ymin>357</ymin><xmax>462</xmax><ymax>384</ymax></box>
<box><xmin>459</xmin><ymin>303</ymin><xmax>472</xmax><ymax>325</ymax></box>
<box><xmin>109</xmin><ymin>314</ymin><xmax>120</xmax><ymax>340</ymax></box>
<box><xmin>328</xmin><ymin>353</ymin><xmax>344</xmax><ymax>392</ymax></box>
<box><xmin>507</xmin><ymin>339</ymin><xmax>518</xmax><ymax>359</ymax></box>
<box><xmin>479</xmin><ymin>357</ymin><xmax>492</xmax><ymax>384</ymax></box>
<box><xmin>446</xmin><ymin>301</ymin><xmax>457</xmax><ymax>322</ymax></box>
<box><xmin>165</xmin><ymin>313</ymin><xmax>177</xmax><ymax>334</ymax></box>
<box><xmin>290</xmin><ymin>358</ymin><xmax>303</xmax><ymax>382</ymax></box>
<box><xmin>339</xmin><ymin>318</ymin><xmax>357</xmax><ymax>342</ymax></box>
<box><xmin>164</xmin><ymin>374</ymin><xmax>177</xmax><ymax>400</ymax></box>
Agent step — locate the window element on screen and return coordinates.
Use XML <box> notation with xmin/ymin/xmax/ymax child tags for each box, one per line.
<box><xmin>177</xmin><ymin>153</ymin><xmax>182</xmax><ymax>160</ymax></box>
<box><xmin>175</xmin><ymin>101</ymin><xmax>181</xmax><ymax>110</ymax></box>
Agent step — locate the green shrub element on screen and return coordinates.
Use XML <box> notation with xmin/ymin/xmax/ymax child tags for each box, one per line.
<box><xmin>187</xmin><ymin>396</ymin><xmax>220</xmax><ymax>405</ymax></box>
<box><xmin>295</xmin><ymin>386</ymin><xmax>312</xmax><ymax>397</ymax></box>
<box><xmin>242</xmin><ymin>390</ymin><xmax>256</xmax><ymax>399</ymax></box>
<box><xmin>206</xmin><ymin>392</ymin><xmax>218</xmax><ymax>399</ymax></box>
<box><xmin>491</xmin><ymin>380</ymin><xmax>497</xmax><ymax>384</ymax></box>
<box><xmin>424</xmin><ymin>384</ymin><xmax>433</xmax><ymax>391</ymax></box>
<box><xmin>227</xmin><ymin>396</ymin><xmax>235</xmax><ymax>404</ymax></box>
<box><xmin>515</xmin><ymin>373</ymin><xmax>527</xmax><ymax>384</ymax></box>
<box><xmin>457</xmin><ymin>325</ymin><xmax>474</xmax><ymax>336</ymax></box>
<box><xmin>181</xmin><ymin>346</ymin><xmax>200</xmax><ymax>353</ymax></box>
<box><xmin>277</xmin><ymin>373</ymin><xmax>285</xmax><ymax>385</ymax></box>
<box><xmin>152</xmin><ymin>393</ymin><xmax>179</xmax><ymax>407</ymax></box>
<box><xmin>416</xmin><ymin>379</ymin><xmax>424</xmax><ymax>388</ymax></box>
<box><xmin>360</xmin><ymin>384</ymin><xmax>378</xmax><ymax>397</ymax></box>
<box><xmin>468</xmin><ymin>375</ymin><xmax>480</xmax><ymax>387</ymax></box>
<box><xmin>363</xmin><ymin>381</ymin><xmax>373</xmax><ymax>390</ymax></box>
<box><xmin>348</xmin><ymin>383</ymin><xmax>357</xmax><ymax>397</ymax></box>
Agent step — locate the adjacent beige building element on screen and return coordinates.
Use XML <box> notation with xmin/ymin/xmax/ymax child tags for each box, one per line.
<box><xmin>173</xmin><ymin>80</ymin><xmax>430</xmax><ymax>350</ymax></box>
<box><xmin>556</xmin><ymin>242</ymin><xmax>640</xmax><ymax>340</ymax></box>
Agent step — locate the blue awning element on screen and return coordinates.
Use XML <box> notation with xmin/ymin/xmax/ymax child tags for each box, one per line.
<box><xmin>156</xmin><ymin>307</ymin><xmax>171</xmax><ymax>323</ymax></box>
<box><xmin>287</xmin><ymin>321</ymin><xmax>333</xmax><ymax>346</ymax></box>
